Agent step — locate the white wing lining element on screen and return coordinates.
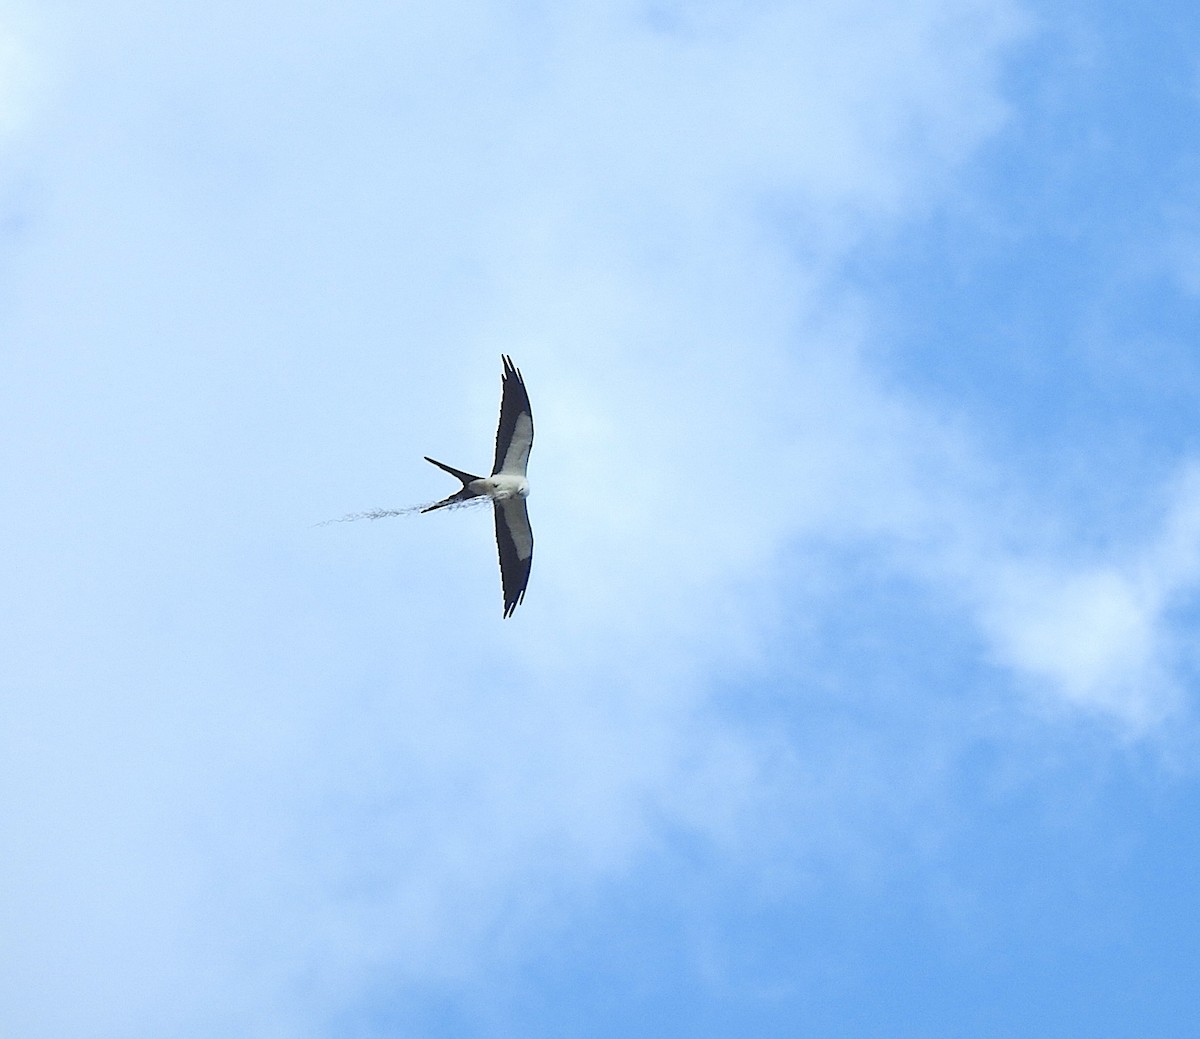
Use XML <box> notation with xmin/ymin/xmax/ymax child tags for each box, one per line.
<box><xmin>494</xmin><ymin>497</ymin><xmax>533</xmax><ymax>618</ymax></box>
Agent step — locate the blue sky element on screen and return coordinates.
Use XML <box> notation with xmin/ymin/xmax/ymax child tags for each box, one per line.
<box><xmin>3</xmin><ymin>0</ymin><xmax>1200</xmax><ymax>1036</ymax></box>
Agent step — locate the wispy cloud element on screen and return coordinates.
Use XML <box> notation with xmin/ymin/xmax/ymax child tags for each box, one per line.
<box><xmin>0</xmin><ymin>13</ymin><xmax>35</xmax><ymax>139</ymax></box>
<box><xmin>3</xmin><ymin>0</ymin><xmax>1198</xmax><ymax>1036</ymax></box>
<box><xmin>969</xmin><ymin>464</ymin><xmax>1200</xmax><ymax>726</ymax></box>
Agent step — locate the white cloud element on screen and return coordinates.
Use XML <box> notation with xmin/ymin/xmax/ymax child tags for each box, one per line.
<box><xmin>10</xmin><ymin>0</ymin><xmax>1200</xmax><ymax>1036</ymax></box>
<box><xmin>0</xmin><ymin>12</ymin><xmax>36</xmax><ymax>139</ymax></box>
<box><xmin>980</xmin><ymin>563</ymin><xmax>1163</xmax><ymax>718</ymax></box>
<box><xmin>945</xmin><ymin>464</ymin><xmax>1200</xmax><ymax>728</ymax></box>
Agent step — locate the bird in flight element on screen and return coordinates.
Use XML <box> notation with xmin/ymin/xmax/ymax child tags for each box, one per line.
<box><xmin>423</xmin><ymin>355</ymin><xmax>534</xmax><ymax>618</ymax></box>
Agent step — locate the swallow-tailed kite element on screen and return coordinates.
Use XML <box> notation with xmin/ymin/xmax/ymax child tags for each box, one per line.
<box><xmin>423</xmin><ymin>355</ymin><xmax>533</xmax><ymax>618</ymax></box>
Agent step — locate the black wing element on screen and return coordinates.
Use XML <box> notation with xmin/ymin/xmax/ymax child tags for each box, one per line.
<box><xmin>492</xmin><ymin>355</ymin><xmax>534</xmax><ymax>476</ymax></box>
<box><xmin>494</xmin><ymin>497</ymin><xmax>533</xmax><ymax>618</ymax></box>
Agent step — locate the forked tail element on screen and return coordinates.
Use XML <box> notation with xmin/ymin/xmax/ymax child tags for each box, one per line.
<box><xmin>421</xmin><ymin>456</ymin><xmax>484</xmax><ymax>513</ymax></box>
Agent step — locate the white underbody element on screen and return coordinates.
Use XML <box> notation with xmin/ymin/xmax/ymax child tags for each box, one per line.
<box><xmin>471</xmin><ymin>474</ymin><xmax>529</xmax><ymax>500</ymax></box>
